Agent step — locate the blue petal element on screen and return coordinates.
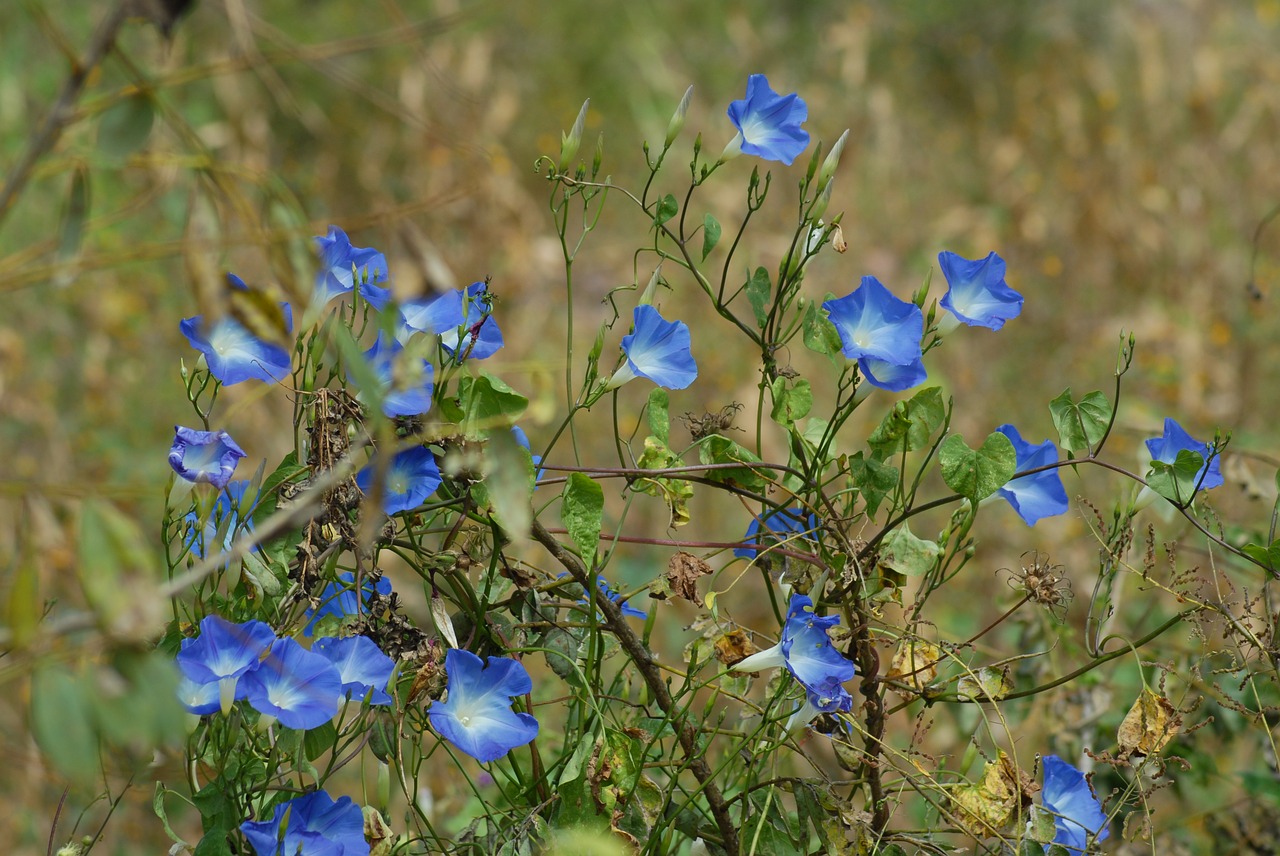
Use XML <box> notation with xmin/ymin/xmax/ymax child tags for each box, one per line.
<box><xmin>780</xmin><ymin>595</ymin><xmax>857</xmax><ymax>698</ymax></box>
<box><xmin>726</xmin><ymin>74</ymin><xmax>810</xmax><ymax>165</ymax></box>
<box><xmin>177</xmin><ymin>615</ymin><xmax>276</xmax><ymax>685</ymax></box>
<box><xmin>400</xmin><ymin>289</ymin><xmax>466</xmax><ymax>337</ymax></box>
<box><xmin>356</xmin><ymin>334</ymin><xmax>435</xmax><ymax>418</ymax></box>
<box><xmin>180</xmin><ymin>315</ymin><xmax>292</xmax><ymax>385</ymax></box>
<box><xmin>312</xmin><ymin>635</ymin><xmax>396</xmax><ymax>705</ymax></box>
<box><xmin>1042</xmin><ymin>755</ymin><xmax>1109</xmax><ymax>853</ymax></box>
<box><xmin>994</xmin><ymin>424</ymin><xmax>1069</xmax><ymax>526</ymax></box>
<box><xmin>1145</xmin><ymin>417</ymin><xmax>1224</xmax><ymax>490</ymax></box>
<box><xmin>315</xmin><ymin>225</ymin><xmax>391</xmax><ymax>309</ymax></box>
<box><xmin>241</xmin><ymin>791</ymin><xmax>365</xmax><ymax>856</ymax></box>
<box><xmin>858</xmin><ymin>353</ymin><xmax>927</xmax><ymax>393</ymax></box>
<box><xmin>428</xmin><ymin>649</ymin><xmax>539</xmax><ymax>762</ymax></box>
<box><xmin>735</xmin><ymin>507</ymin><xmax>819</xmax><ymax>559</ymax></box>
<box><xmin>303</xmin><ymin>571</ymin><xmax>393</xmax><ymax>637</ymax></box>
<box><xmin>241</xmin><ymin>637</ymin><xmax>342</xmax><ymax>730</ymax></box>
<box><xmin>176</xmin><ymin>671</ymin><xmax>221</xmax><ymax>716</ymax></box>
<box><xmin>440</xmin><ymin>282</ymin><xmax>504</xmax><ymax>361</ymax></box>
<box><xmin>169</xmin><ymin>426</ymin><xmax>246</xmax><ymax>488</ymax></box>
<box><xmin>355</xmin><ymin>446</ymin><xmax>442</xmax><ymax>515</ymax></box>
<box><xmin>823</xmin><ymin>277</ymin><xmax>924</xmax><ymax>366</ymax></box>
<box><xmin>619</xmin><ymin>305</ymin><xmax>698</xmax><ymax>390</ymax></box>
<box><xmin>938</xmin><ymin>251</ymin><xmax>1023</xmax><ymax>330</ymax></box>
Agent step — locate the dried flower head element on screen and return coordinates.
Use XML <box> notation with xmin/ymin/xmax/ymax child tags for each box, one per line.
<box><xmin>1004</xmin><ymin>551</ymin><xmax>1072</xmax><ymax>619</ymax></box>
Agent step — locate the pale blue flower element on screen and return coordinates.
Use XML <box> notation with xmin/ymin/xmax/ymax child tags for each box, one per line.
<box><xmin>241</xmin><ymin>790</ymin><xmax>369</xmax><ymax>856</ymax></box>
<box><xmin>1042</xmin><ymin>755</ymin><xmax>1109</xmax><ymax>853</ymax></box>
<box><xmin>858</xmin><ymin>353</ymin><xmax>928</xmax><ymax>393</ymax></box>
<box><xmin>994</xmin><ymin>424</ymin><xmax>1069</xmax><ymax>526</ymax></box>
<box><xmin>179</xmin><ymin>277</ymin><xmax>293</xmax><ymax>385</ymax></box>
<box><xmin>240</xmin><ymin>637</ymin><xmax>342</xmax><ymax>730</ymax></box>
<box><xmin>398</xmin><ymin>289</ymin><xmax>466</xmax><ymax>341</ymax></box>
<box><xmin>440</xmin><ymin>282</ymin><xmax>504</xmax><ymax>362</ymax></box>
<box><xmin>355</xmin><ymin>334</ymin><xmax>435</xmax><ymax>418</ymax></box>
<box><xmin>176</xmin><ymin>615</ymin><xmax>276</xmax><ymax>713</ymax></box>
<box><xmin>608</xmin><ymin>305</ymin><xmax>697</xmax><ymax>390</ymax></box>
<box><xmin>169</xmin><ymin>426</ymin><xmax>245</xmax><ymax>488</ymax></box>
<box><xmin>355</xmin><ymin>446</ymin><xmax>441</xmax><ymax>515</ymax></box>
<box><xmin>724</xmin><ymin>74</ymin><xmax>810</xmax><ymax>165</ymax></box>
<box><xmin>824</xmin><ymin>277</ymin><xmax>925</xmax><ymax>393</ymax></box>
<box><xmin>1145</xmin><ymin>418</ymin><xmax>1223</xmax><ymax>491</ymax></box>
<box><xmin>312</xmin><ymin>635</ymin><xmax>396</xmax><ymax>706</ymax></box>
<box><xmin>315</xmin><ymin>225</ymin><xmax>391</xmax><ymax>309</ymax></box>
<box><xmin>735</xmin><ymin>507</ymin><xmax>819</xmax><ymax>559</ymax></box>
<box><xmin>938</xmin><ymin>251</ymin><xmax>1023</xmax><ymax>331</ymax></box>
<box><xmin>429</xmin><ymin>648</ymin><xmax>539</xmax><ymax>762</ymax></box>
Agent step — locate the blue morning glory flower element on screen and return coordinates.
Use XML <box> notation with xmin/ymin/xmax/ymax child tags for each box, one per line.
<box><xmin>857</xmin><ymin>353</ymin><xmax>928</xmax><ymax>394</ymax></box>
<box><xmin>175</xmin><ymin>640</ymin><xmax>222</xmax><ymax>716</ymax></box>
<box><xmin>1042</xmin><ymin>755</ymin><xmax>1109</xmax><ymax>853</ymax></box>
<box><xmin>734</xmin><ymin>507</ymin><xmax>819</xmax><ymax>560</ymax></box>
<box><xmin>355</xmin><ymin>446</ymin><xmax>442</xmax><ymax>515</ymax></box>
<box><xmin>823</xmin><ymin>276</ymin><xmax>925</xmax><ymax>368</ymax></box>
<box><xmin>993</xmin><ymin>424</ymin><xmax>1069</xmax><ymax>526</ymax></box>
<box><xmin>595</xmin><ymin>576</ymin><xmax>647</xmax><ymax>619</ymax></box>
<box><xmin>1145</xmin><ymin>418</ymin><xmax>1223</xmax><ymax>491</ymax></box>
<box><xmin>398</xmin><ymin>289</ymin><xmax>466</xmax><ymax>341</ymax></box>
<box><xmin>312</xmin><ymin>635</ymin><xmax>396</xmax><ymax>706</ymax></box>
<box><xmin>354</xmin><ymin>334</ymin><xmax>435</xmax><ymax>418</ymax></box>
<box><xmin>315</xmin><ymin>225</ymin><xmax>392</xmax><ymax>310</ymax></box>
<box><xmin>440</xmin><ymin>282</ymin><xmax>504</xmax><ymax>362</ymax></box>
<box><xmin>303</xmin><ymin>571</ymin><xmax>393</xmax><ymax>638</ymax></box>
<box><xmin>180</xmin><ymin>281</ymin><xmax>294</xmax><ymax>386</ymax></box>
<box><xmin>733</xmin><ymin>594</ymin><xmax>856</xmax><ymax>729</ymax></box>
<box><xmin>169</xmin><ymin>426</ymin><xmax>246</xmax><ymax>489</ymax></box>
<box><xmin>240</xmin><ymin>637</ymin><xmax>342</xmax><ymax>730</ymax></box>
<box><xmin>429</xmin><ymin>648</ymin><xmax>539</xmax><ymax>762</ymax></box>
<box><xmin>607</xmin><ymin>305</ymin><xmax>698</xmax><ymax>390</ymax></box>
<box><xmin>176</xmin><ymin>615</ymin><xmax>276</xmax><ymax>713</ymax></box>
<box><xmin>723</xmin><ymin>74</ymin><xmax>810</xmax><ymax>166</ymax></box>
<box><xmin>241</xmin><ymin>790</ymin><xmax>369</xmax><ymax>856</ymax></box>
<box><xmin>938</xmin><ymin>251</ymin><xmax>1023</xmax><ymax>332</ymax></box>
<box><xmin>183</xmin><ymin>480</ymin><xmax>259</xmax><ymax>560</ymax></box>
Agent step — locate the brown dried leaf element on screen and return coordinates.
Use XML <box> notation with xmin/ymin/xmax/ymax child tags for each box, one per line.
<box><xmin>1117</xmin><ymin>687</ymin><xmax>1181</xmax><ymax>757</ymax></box>
<box><xmin>950</xmin><ymin>751</ymin><xmax>1037</xmax><ymax>838</ymax></box>
<box><xmin>665</xmin><ymin>551</ymin><xmax>712</xmax><ymax>606</ymax></box>
<box><xmin>713</xmin><ymin>629</ymin><xmax>757</xmax><ymax>666</ymax></box>
<box><xmin>886</xmin><ymin>639</ymin><xmax>941</xmax><ymax>693</ymax></box>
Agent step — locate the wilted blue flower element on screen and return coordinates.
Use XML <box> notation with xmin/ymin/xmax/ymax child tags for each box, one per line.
<box><xmin>1145</xmin><ymin>418</ymin><xmax>1223</xmax><ymax>491</ymax></box>
<box><xmin>169</xmin><ymin>426</ymin><xmax>245</xmax><ymax>489</ymax></box>
<box><xmin>313</xmin><ymin>635</ymin><xmax>396</xmax><ymax>706</ymax></box>
<box><xmin>183</xmin><ymin>480</ymin><xmax>259</xmax><ymax>560</ymax></box>
<box><xmin>355</xmin><ymin>446</ymin><xmax>442</xmax><ymax>516</ymax></box>
<box><xmin>315</xmin><ymin>225</ymin><xmax>392</xmax><ymax>310</ymax></box>
<box><xmin>607</xmin><ymin>305</ymin><xmax>698</xmax><ymax>390</ymax></box>
<box><xmin>1042</xmin><ymin>755</ymin><xmax>1109</xmax><ymax>853</ymax></box>
<box><xmin>993</xmin><ymin>424</ymin><xmax>1069</xmax><ymax>526</ymax></box>
<box><xmin>938</xmin><ymin>251</ymin><xmax>1023</xmax><ymax>331</ymax></box>
<box><xmin>440</xmin><ymin>282</ymin><xmax>504</xmax><ymax>361</ymax></box>
<box><xmin>241</xmin><ymin>790</ymin><xmax>369</xmax><ymax>856</ymax></box>
<box><xmin>240</xmin><ymin>637</ymin><xmax>342</xmax><ymax>730</ymax></box>
<box><xmin>429</xmin><ymin>648</ymin><xmax>539</xmax><ymax>762</ymax></box>
<box><xmin>735</xmin><ymin>507</ymin><xmax>819</xmax><ymax>560</ymax></box>
<box><xmin>303</xmin><ymin>571</ymin><xmax>393</xmax><ymax>638</ymax></box>
<box><xmin>733</xmin><ymin>594</ymin><xmax>856</xmax><ymax>729</ymax></box>
<box><xmin>723</xmin><ymin>74</ymin><xmax>810</xmax><ymax>166</ymax></box>
<box><xmin>179</xmin><ymin>279</ymin><xmax>293</xmax><ymax>386</ymax></box>
<box><xmin>354</xmin><ymin>334</ymin><xmax>435</xmax><ymax>418</ymax></box>
<box><xmin>823</xmin><ymin>277</ymin><xmax>926</xmax><ymax>392</ymax></box>
<box><xmin>398</xmin><ymin>289</ymin><xmax>466</xmax><ymax>341</ymax></box>
<box><xmin>176</xmin><ymin>615</ymin><xmax>276</xmax><ymax>713</ymax></box>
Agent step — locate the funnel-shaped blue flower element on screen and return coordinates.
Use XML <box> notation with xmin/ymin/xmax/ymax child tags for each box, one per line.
<box><xmin>735</xmin><ymin>507</ymin><xmax>819</xmax><ymax>559</ymax></box>
<box><xmin>733</xmin><ymin>594</ymin><xmax>856</xmax><ymax>727</ymax></box>
<box><xmin>313</xmin><ymin>635</ymin><xmax>396</xmax><ymax>706</ymax></box>
<box><xmin>241</xmin><ymin>790</ymin><xmax>368</xmax><ymax>856</ymax></box>
<box><xmin>429</xmin><ymin>648</ymin><xmax>539</xmax><ymax>762</ymax></box>
<box><xmin>824</xmin><ymin>277</ymin><xmax>926</xmax><ymax>393</ymax></box>
<box><xmin>183</xmin><ymin>480</ymin><xmax>259</xmax><ymax>560</ymax></box>
<box><xmin>994</xmin><ymin>424</ymin><xmax>1069</xmax><ymax>526</ymax></box>
<box><xmin>180</xmin><ymin>279</ymin><xmax>294</xmax><ymax>386</ymax></box>
<box><xmin>355</xmin><ymin>446</ymin><xmax>441</xmax><ymax>515</ymax></box>
<box><xmin>176</xmin><ymin>664</ymin><xmax>222</xmax><ymax>716</ymax></box>
<box><xmin>176</xmin><ymin>615</ymin><xmax>276</xmax><ymax>713</ymax></box>
<box><xmin>608</xmin><ymin>305</ymin><xmax>697</xmax><ymax>390</ymax></box>
<box><xmin>354</xmin><ymin>334</ymin><xmax>435</xmax><ymax>418</ymax></box>
<box><xmin>169</xmin><ymin>427</ymin><xmax>245</xmax><ymax>489</ymax></box>
<box><xmin>315</xmin><ymin>225</ymin><xmax>391</xmax><ymax>309</ymax></box>
<box><xmin>241</xmin><ymin>637</ymin><xmax>342</xmax><ymax>730</ymax></box>
<box><xmin>724</xmin><ymin>74</ymin><xmax>810</xmax><ymax>165</ymax></box>
<box><xmin>440</xmin><ymin>282</ymin><xmax>504</xmax><ymax>361</ymax></box>
<box><xmin>1145</xmin><ymin>418</ymin><xmax>1223</xmax><ymax>491</ymax></box>
<box><xmin>938</xmin><ymin>251</ymin><xmax>1023</xmax><ymax>331</ymax></box>
<box><xmin>398</xmin><ymin>289</ymin><xmax>466</xmax><ymax>341</ymax></box>
<box><xmin>1042</xmin><ymin>755</ymin><xmax>1109</xmax><ymax>853</ymax></box>
<box><xmin>858</xmin><ymin>353</ymin><xmax>928</xmax><ymax>394</ymax></box>
<box><xmin>303</xmin><ymin>571</ymin><xmax>393</xmax><ymax>637</ymax></box>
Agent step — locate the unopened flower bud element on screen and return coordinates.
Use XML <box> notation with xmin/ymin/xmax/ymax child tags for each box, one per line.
<box><xmin>592</xmin><ymin>131</ymin><xmax>604</xmax><ymax>177</ymax></box>
<box><xmin>665</xmin><ymin>85</ymin><xmax>694</xmax><ymax>147</ymax></box>
<box><xmin>809</xmin><ymin>180</ymin><xmax>834</xmax><ymax>221</ymax></box>
<box><xmin>558</xmin><ymin>99</ymin><xmax>590</xmax><ymax>173</ymax></box>
<box><xmin>817</xmin><ymin>129</ymin><xmax>850</xmax><ymax>191</ymax></box>
<box><xmin>638</xmin><ymin>262</ymin><xmax>664</xmax><ymax>306</ymax></box>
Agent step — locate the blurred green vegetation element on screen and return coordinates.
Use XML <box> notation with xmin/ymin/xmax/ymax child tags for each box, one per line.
<box><xmin>4</xmin><ymin>0</ymin><xmax>1280</xmax><ymax>852</ymax></box>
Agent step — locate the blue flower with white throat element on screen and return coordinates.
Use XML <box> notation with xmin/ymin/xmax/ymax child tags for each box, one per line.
<box><xmin>606</xmin><ymin>305</ymin><xmax>697</xmax><ymax>391</ymax></box>
<box><xmin>991</xmin><ymin>424</ymin><xmax>1069</xmax><ymax>526</ymax></box>
<box><xmin>721</xmin><ymin>74</ymin><xmax>810</xmax><ymax>166</ymax></box>
<box><xmin>938</xmin><ymin>251</ymin><xmax>1023</xmax><ymax>333</ymax></box>
<box><xmin>315</xmin><ymin>224</ymin><xmax>392</xmax><ymax>309</ymax></box>
<box><xmin>823</xmin><ymin>276</ymin><xmax>926</xmax><ymax>393</ymax></box>
<box><xmin>1041</xmin><ymin>754</ymin><xmax>1109</xmax><ymax>853</ymax></box>
<box><xmin>428</xmin><ymin>648</ymin><xmax>539</xmax><ymax>762</ymax></box>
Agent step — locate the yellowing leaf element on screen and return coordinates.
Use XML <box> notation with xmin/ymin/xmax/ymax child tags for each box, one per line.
<box><xmin>887</xmin><ymin>639</ymin><xmax>941</xmax><ymax>694</ymax></box>
<box><xmin>957</xmin><ymin>666</ymin><xmax>1014</xmax><ymax>701</ymax></box>
<box><xmin>950</xmin><ymin>752</ymin><xmax>1036</xmax><ymax>838</ymax></box>
<box><xmin>1117</xmin><ymin>687</ymin><xmax>1181</xmax><ymax>757</ymax></box>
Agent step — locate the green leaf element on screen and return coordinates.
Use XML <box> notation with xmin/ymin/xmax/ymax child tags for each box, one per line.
<box><xmin>538</xmin><ymin>622</ymin><xmax>583</xmax><ymax>686</ymax></box>
<box><xmin>332</xmin><ymin>325</ymin><xmax>385</xmax><ymax>415</ymax></box>
<box><xmin>957</xmin><ymin>666</ymin><xmax>1014</xmax><ymax>701</ymax></box>
<box><xmin>847</xmin><ymin>452</ymin><xmax>899</xmax><ymax>519</ymax></box>
<box><xmin>458</xmin><ymin>374</ymin><xmax>529</xmax><ymax>436</ymax></box>
<box><xmin>97</xmin><ymin>92</ymin><xmax>155</xmax><ymax>160</ymax></box>
<box><xmin>802</xmin><ymin>300</ymin><xmax>842</xmax><ymax>359</ymax></box>
<box><xmin>1146</xmin><ymin>449</ymin><xmax>1206</xmax><ymax>507</ymax></box>
<box><xmin>304</xmin><ymin>720</ymin><xmax>338</xmax><ymax>762</ymax></box>
<box><xmin>867</xmin><ymin>387</ymin><xmax>946</xmax><ymax>461</ymax></box>
<box><xmin>154</xmin><ymin>784</ymin><xmax>190</xmax><ymax>848</ymax></box>
<box><xmin>6</xmin><ymin>556</ymin><xmax>40</xmax><ymax>647</ymax></box>
<box><xmin>94</xmin><ymin>650</ymin><xmax>186</xmax><ymax>750</ymax></box>
<box><xmin>880</xmin><ymin>524</ymin><xmax>941</xmax><ymax>577</ymax></box>
<box><xmin>697</xmin><ymin>434</ymin><xmax>769</xmax><ymax>492</ymax></box>
<box><xmin>253</xmin><ymin>452</ymin><xmax>308</xmax><ymax>523</ymax></box>
<box><xmin>1048</xmin><ymin>388</ymin><xmax>1111</xmax><ymax>454</ymax></box>
<box><xmin>31</xmin><ymin>663</ymin><xmax>98</xmax><ymax>784</ymax></box>
<box><xmin>770</xmin><ymin>377</ymin><xmax>812</xmax><ymax>426</ymax></box>
<box><xmin>654</xmin><ymin>193</ymin><xmax>677</xmax><ymax>227</ymax></box>
<box><xmin>58</xmin><ymin>165</ymin><xmax>91</xmax><ymax>263</ymax></box>
<box><xmin>647</xmin><ymin>388</ymin><xmax>670</xmax><ymax>446</ymax></box>
<box><xmin>1242</xmin><ymin>539</ymin><xmax>1280</xmax><ymax>573</ymax></box>
<box><xmin>701</xmin><ymin>213</ymin><xmax>721</xmax><ymax>260</ymax></box>
<box><xmin>562</xmin><ymin>472</ymin><xmax>604</xmax><ymax>564</ymax></box>
<box><xmin>635</xmin><ymin>436</ymin><xmax>694</xmax><ymax>527</ymax></box>
<box><xmin>939</xmin><ymin>432</ymin><xmax>1017</xmax><ymax>502</ymax></box>
<box><xmin>746</xmin><ymin>266</ymin><xmax>771</xmax><ymax>328</ymax></box>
